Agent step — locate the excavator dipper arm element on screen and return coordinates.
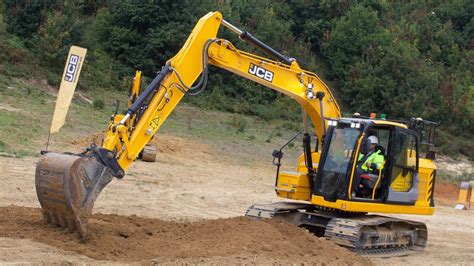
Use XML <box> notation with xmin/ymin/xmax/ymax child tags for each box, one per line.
<box><xmin>35</xmin><ymin>11</ymin><xmax>340</xmax><ymax>239</ymax></box>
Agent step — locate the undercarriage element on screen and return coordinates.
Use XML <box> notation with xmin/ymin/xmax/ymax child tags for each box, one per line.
<box><xmin>246</xmin><ymin>202</ymin><xmax>427</xmax><ymax>257</ymax></box>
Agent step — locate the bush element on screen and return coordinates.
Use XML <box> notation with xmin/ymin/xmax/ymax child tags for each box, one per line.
<box><xmin>436</xmin><ymin>129</ymin><xmax>474</xmax><ymax>160</ymax></box>
<box><xmin>3</xmin><ymin>1</ymin><xmax>54</xmax><ymax>39</ymax></box>
<box><xmin>237</xmin><ymin>116</ymin><xmax>247</xmax><ymax>133</ymax></box>
<box><xmin>0</xmin><ymin>140</ymin><xmax>5</xmax><ymax>151</ymax></box>
<box><xmin>46</xmin><ymin>71</ymin><xmax>59</xmax><ymax>86</ymax></box>
<box><xmin>93</xmin><ymin>99</ymin><xmax>104</xmax><ymax>109</ymax></box>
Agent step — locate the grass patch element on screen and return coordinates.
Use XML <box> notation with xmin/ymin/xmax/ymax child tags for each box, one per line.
<box><xmin>0</xmin><ymin>77</ymin><xmax>123</xmax><ymax>155</ymax></box>
<box><xmin>0</xmin><ymin>73</ymin><xmax>304</xmax><ymax>169</ymax></box>
<box><xmin>93</xmin><ymin>99</ymin><xmax>105</xmax><ymax>109</ymax></box>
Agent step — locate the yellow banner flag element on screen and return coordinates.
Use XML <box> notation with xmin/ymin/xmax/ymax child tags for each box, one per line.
<box><xmin>50</xmin><ymin>46</ymin><xmax>87</xmax><ymax>133</ymax></box>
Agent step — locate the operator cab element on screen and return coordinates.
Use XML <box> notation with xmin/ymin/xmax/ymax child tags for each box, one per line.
<box><xmin>314</xmin><ymin>118</ymin><xmax>421</xmax><ymax>205</ymax></box>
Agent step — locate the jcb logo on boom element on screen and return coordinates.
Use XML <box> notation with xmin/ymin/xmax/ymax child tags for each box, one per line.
<box><xmin>248</xmin><ymin>63</ymin><xmax>274</xmax><ymax>83</ymax></box>
<box><xmin>64</xmin><ymin>54</ymin><xmax>80</xmax><ymax>82</ymax></box>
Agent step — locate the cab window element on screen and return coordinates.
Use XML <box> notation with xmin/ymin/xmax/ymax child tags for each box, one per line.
<box><xmin>390</xmin><ymin>130</ymin><xmax>418</xmax><ymax>192</ymax></box>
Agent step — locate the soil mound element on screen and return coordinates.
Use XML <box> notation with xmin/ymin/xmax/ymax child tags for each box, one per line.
<box><xmin>70</xmin><ymin>131</ymin><xmax>105</xmax><ymax>148</ymax></box>
<box><xmin>70</xmin><ymin>133</ymin><xmax>212</xmax><ymax>159</ymax></box>
<box><xmin>434</xmin><ymin>181</ymin><xmax>459</xmax><ymax>205</ymax></box>
<box><xmin>0</xmin><ymin>206</ymin><xmax>370</xmax><ymax>264</ymax></box>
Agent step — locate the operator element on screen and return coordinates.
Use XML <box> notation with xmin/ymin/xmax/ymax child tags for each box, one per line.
<box><xmin>354</xmin><ymin>135</ymin><xmax>385</xmax><ymax>197</ymax></box>
<box><xmin>358</xmin><ymin>136</ymin><xmax>384</xmax><ymax>173</ymax></box>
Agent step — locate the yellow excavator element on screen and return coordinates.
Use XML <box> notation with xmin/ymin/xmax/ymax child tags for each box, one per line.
<box><xmin>35</xmin><ymin>11</ymin><xmax>438</xmax><ymax>256</ymax></box>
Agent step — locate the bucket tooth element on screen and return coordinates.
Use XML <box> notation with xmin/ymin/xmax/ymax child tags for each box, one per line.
<box><xmin>66</xmin><ymin>218</ymin><xmax>76</xmax><ymax>232</ymax></box>
<box><xmin>57</xmin><ymin>215</ymin><xmax>67</xmax><ymax>228</ymax></box>
<box><xmin>50</xmin><ymin>213</ymin><xmax>59</xmax><ymax>226</ymax></box>
<box><xmin>35</xmin><ymin>152</ymin><xmax>114</xmax><ymax>240</ymax></box>
<box><xmin>42</xmin><ymin>211</ymin><xmax>51</xmax><ymax>224</ymax></box>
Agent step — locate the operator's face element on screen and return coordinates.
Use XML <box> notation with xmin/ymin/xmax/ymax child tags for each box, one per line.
<box><xmin>370</xmin><ymin>143</ymin><xmax>376</xmax><ymax>151</ymax></box>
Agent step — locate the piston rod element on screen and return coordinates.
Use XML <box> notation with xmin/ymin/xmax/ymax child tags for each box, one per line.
<box><xmin>222</xmin><ymin>19</ymin><xmax>293</xmax><ymax>65</ymax></box>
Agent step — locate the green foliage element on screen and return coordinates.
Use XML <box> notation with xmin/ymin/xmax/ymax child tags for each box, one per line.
<box><xmin>320</xmin><ymin>2</ymin><xmax>473</xmax><ymax>157</ymax></box>
<box><xmin>79</xmin><ymin>49</ymin><xmax>123</xmax><ymax>91</ymax></box>
<box><xmin>1</xmin><ymin>0</ymin><xmax>473</xmax><ymax>158</ymax></box>
<box><xmin>33</xmin><ymin>10</ymin><xmax>72</xmax><ymax>68</ymax></box>
<box><xmin>93</xmin><ymin>99</ymin><xmax>105</xmax><ymax>110</ymax></box>
<box><xmin>236</xmin><ymin>116</ymin><xmax>247</xmax><ymax>133</ymax></box>
<box><xmin>2</xmin><ymin>1</ymin><xmax>55</xmax><ymax>39</ymax></box>
<box><xmin>46</xmin><ymin>72</ymin><xmax>60</xmax><ymax>87</ymax></box>
<box><xmin>0</xmin><ymin>140</ymin><xmax>5</xmax><ymax>151</ymax></box>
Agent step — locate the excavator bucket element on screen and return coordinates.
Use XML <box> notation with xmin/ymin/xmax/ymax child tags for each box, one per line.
<box><xmin>35</xmin><ymin>152</ymin><xmax>114</xmax><ymax>240</ymax></box>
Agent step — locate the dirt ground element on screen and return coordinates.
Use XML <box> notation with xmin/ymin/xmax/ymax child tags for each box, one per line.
<box><xmin>0</xmin><ymin>134</ymin><xmax>473</xmax><ymax>265</ymax></box>
<box><xmin>0</xmin><ymin>206</ymin><xmax>367</xmax><ymax>265</ymax></box>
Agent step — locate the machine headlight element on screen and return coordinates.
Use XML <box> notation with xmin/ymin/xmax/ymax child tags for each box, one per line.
<box><xmin>306</xmin><ymin>90</ymin><xmax>316</xmax><ymax>99</ymax></box>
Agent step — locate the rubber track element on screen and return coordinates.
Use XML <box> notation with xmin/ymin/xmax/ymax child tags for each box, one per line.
<box><xmin>246</xmin><ymin>202</ymin><xmax>428</xmax><ymax>257</ymax></box>
<box><xmin>324</xmin><ymin>215</ymin><xmax>427</xmax><ymax>257</ymax></box>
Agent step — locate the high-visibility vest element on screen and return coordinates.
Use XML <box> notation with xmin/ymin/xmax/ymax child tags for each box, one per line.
<box><xmin>358</xmin><ymin>150</ymin><xmax>384</xmax><ymax>171</ymax></box>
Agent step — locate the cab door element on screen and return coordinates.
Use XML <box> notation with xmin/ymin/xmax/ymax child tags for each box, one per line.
<box><xmin>386</xmin><ymin>128</ymin><xmax>419</xmax><ymax>205</ymax></box>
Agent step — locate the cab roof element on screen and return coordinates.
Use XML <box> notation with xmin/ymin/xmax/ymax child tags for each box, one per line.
<box><xmin>337</xmin><ymin>117</ymin><xmax>408</xmax><ymax>129</ymax></box>
<box><xmin>372</xmin><ymin>119</ymin><xmax>407</xmax><ymax>128</ymax></box>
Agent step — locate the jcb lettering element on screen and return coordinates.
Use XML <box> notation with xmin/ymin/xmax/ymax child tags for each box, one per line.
<box><xmin>64</xmin><ymin>54</ymin><xmax>80</xmax><ymax>82</ymax></box>
<box><xmin>248</xmin><ymin>63</ymin><xmax>273</xmax><ymax>82</ymax></box>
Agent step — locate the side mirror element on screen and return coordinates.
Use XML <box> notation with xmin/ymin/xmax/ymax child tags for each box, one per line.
<box><xmin>272</xmin><ymin>149</ymin><xmax>283</xmax><ymax>160</ymax></box>
<box><xmin>272</xmin><ymin>150</ymin><xmax>283</xmax><ymax>166</ymax></box>
<box><xmin>360</xmin><ymin>138</ymin><xmax>371</xmax><ymax>155</ymax></box>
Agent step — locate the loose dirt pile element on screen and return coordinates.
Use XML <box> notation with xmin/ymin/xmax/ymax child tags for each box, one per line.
<box><xmin>0</xmin><ymin>206</ymin><xmax>370</xmax><ymax>264</ymax></box>
<box><xmin>434</xmin><ymin>181</ymin><xmax>459</xmax><ymax>205</ymax></box>
<box><xmin>70</xmin><ymin>131</ymin><xmax>105</xmax><ymax>148</ymax></box>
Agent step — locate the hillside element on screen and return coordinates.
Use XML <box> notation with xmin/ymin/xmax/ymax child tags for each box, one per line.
<box><xmin>1</xmin><ymin>1</ymin><xmax>473</xmax><ymax>159</ymax></box>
